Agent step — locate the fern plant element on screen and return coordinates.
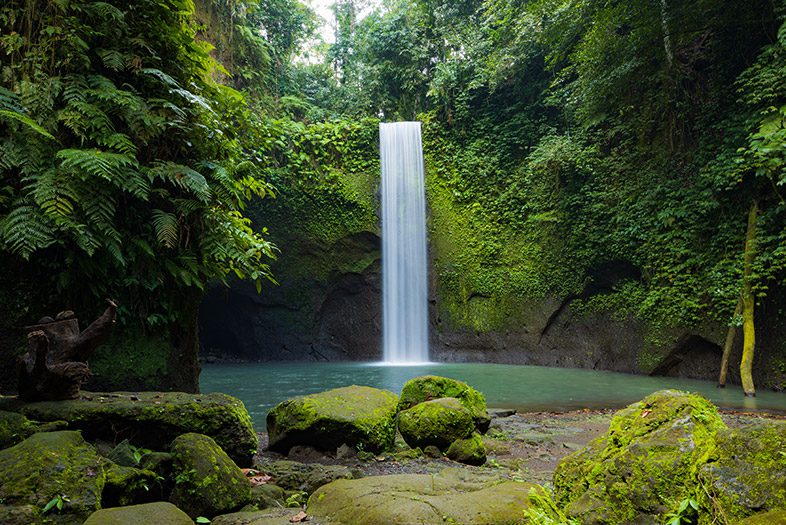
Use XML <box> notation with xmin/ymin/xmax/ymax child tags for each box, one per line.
<box><xmin>0</xmin><ymin>0</ymin><xmax>275</xmax><ymax>329</ymax></box>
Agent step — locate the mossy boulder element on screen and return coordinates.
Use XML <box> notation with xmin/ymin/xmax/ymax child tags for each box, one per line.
<box><xmin>398</xmin><ymin>375</ymin><xmax>491</xmax><ymax>432</ymax></box>
<box><xmin>0</xmin><ymin>391</ymin><xmax>257</xmax><ymax>466</ymax></box>
<box><xmin>102</xmin><ymin>462</ymin><xmax>163</xmax><ymax>507</ymax></box>
<box><xmin>736</xmin><ymin>510</ymin><xmax>786</xmax><ymax>524</ymax></box>
<box><xmin>397</xmin><ymin>397</ymin><xmax>475</xmax><ymax>450</ymax></box>
<box><xmin>0</xmin><ymin>410</ymin><xmax>66</xmax><ymax>449</ymax></box>
<box><xmin>169</xmin><ymin>432</ymin><xmax>252</xmax><ymax>518</ymax></box>
<box><xmin>698</xmin><ymin>422</ymin><xmax>786</xmax><ymax>522</ymax></box>
<box><xmin>307</xmin><ymin>467</ymin><xmax>537</xmax><ymax>524</ymax></box>
<box><xmin>259</xmin><ymin>460</ymin><xmax>359</xmax><ymax>494</ymax></box>
<box><xmin>0</xmin><ymin>431</ymin><xmax>106</xmax><ymax>524</ymax></box>
<box><xmin>553</xmin><ymin>390</ymin><xmax>726</xmax><ymax>524</ymax></box>
<box><xmin>83</xmin><ymin>502</ymin><xmax>193</xmax><ymax>525</ymax></box>
<box><xmin>266</xmin><ymin>386</ymin><xmax>398</xmax><ymax>454</ymax></box>
<box><xmin>446</xmin><ymin>432</ymin><xmax>487</xmax><ymax>465</ymax></box>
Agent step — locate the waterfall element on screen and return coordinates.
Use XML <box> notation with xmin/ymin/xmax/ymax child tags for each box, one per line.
<box><xmin>380</xmin><ymin>122</ymin><xmax>429</xmax><ymax>363</ymax></box>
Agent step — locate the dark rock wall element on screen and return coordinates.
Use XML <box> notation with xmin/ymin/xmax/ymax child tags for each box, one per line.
<box><xmin>199</xmin><ymin>233</ymin><xmax>382</xmax><ymax>362</ymax></box>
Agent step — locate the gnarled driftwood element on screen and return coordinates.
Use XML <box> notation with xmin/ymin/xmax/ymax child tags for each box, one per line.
<box><xmin>17</xmin><ymin>299</ymin><xmax>117</xmax><ymax>401</ymax></box>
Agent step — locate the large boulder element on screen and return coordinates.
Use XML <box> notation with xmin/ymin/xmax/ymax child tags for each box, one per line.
<box><xmin>169</xmin><ymin>433</ymin><xmax>253</xmax><ymax>519</ymax></box>
<box><xmin>307</xmin><ymin>467</ymin><xmax>538</xmax><ymax>524</ymax></box>
<box><xmin>0</xmin><ymin>431</ymin><xmax>106</xmax><ymax>524</ymax></box>
<box><xmin>397</xmin><ymin>397</ymin><xmax>475</xmax><ymax>450</ymax></box>
<box><xmin>698</xmin><ymin>422</ymin><xmax>786</xmax><ymax>522</ymax></box>
<box><xmin>553</xmin><ymin>390</ymin><xmax>726</xmax><ymax>524</ymax></box>
<box><xmin>398</xmin><ymin>375</ymin><xmax>491</xmax><ymax>432</ymax></box>
<box><xmin>0</xmin><ymin>391</ymin><xmax>257</xmax><ymax>466</ymax></box>
<box><xmin>266</xmin><ymin>386</ymin><xmax>398</xmax><ymax>454</ymax></box>
<box><xmin>82</xmin><ymin>502</ymin><xmax>193</xmax><ymax>525</ymax></box>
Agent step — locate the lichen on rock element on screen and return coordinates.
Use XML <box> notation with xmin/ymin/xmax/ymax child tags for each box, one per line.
<box><xmin>266</xmin><ymin>385</ymin><xmax>398</xmax><ymax>454</ymax></box>
<box><xmin>397</xmin><ymin>397</ymin><xmax>475</xmax><ymax>451</ymax></box>
<box><xmin>398</xmin><ymin>375</ymin><xmax>491</xmax><ymax>432</ymax></box>
<box><xmin>169</xmin><ymin>432</ymin><xmax>253</xmax><ymax>519</ymax></box>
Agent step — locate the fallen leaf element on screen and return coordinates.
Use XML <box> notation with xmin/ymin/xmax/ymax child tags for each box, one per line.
<box><xmin>289</xmin><ymin>511</ymin><xmax>309</xmax><ymax>522</ymax></box>
<box><xmin>248</xmin><ymin>475</ymin><xmax>272</xmax><ymax>487</ymax></box>
<box><xmin>241</xmin><ymin>468</ymin><xmax>260</xmax><ymax>476</ymax></box>
<box><xmin>641</xmin><ymin>410</ymin><xmax>651</xmax><ymax>418</ymax></box>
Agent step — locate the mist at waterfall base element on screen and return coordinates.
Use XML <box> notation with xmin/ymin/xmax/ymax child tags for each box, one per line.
<box><xmin>380</xmin><ymin>121</ymin><xmax>430</xmax><ymax>364</ymax></box>
<box><xmin>200</xmin><ymin>361</ymin><xmax>786</xmax><ymax>429</ymax></box>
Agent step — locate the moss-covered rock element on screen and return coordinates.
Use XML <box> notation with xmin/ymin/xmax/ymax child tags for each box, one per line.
<box><xmin>102</xmin><ymin>462</ymin><xmax>163</xmax><ymax>507</ymax></box>
<box><xmin>736</xmin><ymin>510</ymin><xmax>786</xmax><ymax>525</ymax></box>
<box><xmin>0</xmin><ymin>431</ymin><xmax>106</xmax><ymax>524</ymax></box>
<box><xmin>0</xmin><ymin>410</ymin><xmax>66</xmax><ymax>449</ymax></box>
<box><xmin>0</xmin><ymin>391</ymin><xmax>257</xmax><ymax>466</ymax></box>
<box><xmin>259</xmin><ymin>460</ymin><xmax>359</xmax><ymax>494</ymax></box>
<box><xmin>553</xmin><ymin>390</ymin><xmax>726</xmax><ymax>524</ymax></box>
<box><xmin>169</xmin><ymin>432</ymin><xmax>252</xmax><ymax>518</ymax></box>
<box><xmin>266</xmin><ymin>386</ymin><xmax>398</xmax><ymax>454</ymax></box>
<box><xmin>307</xmin><ymin>467</ymin><xmax>536</xmax><ymax>524</ymax></box>
<box><xmin>398</xmin><ymin>375</ymin><xmax>491</xmax><ymax>432</ymax></box>
<box><xmin>698</xmin><ymin>422</ymin><xmax>786</xmax><ymax>522</ymax></box>
<box><xmin>82</xmin><ymin>502</ymin><xmax>193</xmax><ymax>525</ymax></box>
<box><xmin>397</xmin><ymin>397</ymin><xmax>475</xmax><ymax>451</ymax></box>
<box><xmin>0</xmin><ymin>504</ymin><xmax>42</xmax><ymax>525</ymax></box>
<box><xmin>446</xmin><ymin>432</ymin><xmax>487</xmax><ymax>466</ymax></box>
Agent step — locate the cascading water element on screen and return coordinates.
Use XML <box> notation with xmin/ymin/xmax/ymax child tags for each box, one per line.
<box><xmin>380</xmin><ymin>122</ymin><xmax>429</xmax><ymax>364</ymax></box>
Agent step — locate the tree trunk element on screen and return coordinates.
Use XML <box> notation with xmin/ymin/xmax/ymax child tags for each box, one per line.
<box><xmin>718</xmin><ymin>296</ymin><xmax>742</xmax><ymax>387</ymax></box>
<box><xmin>740</xmin><ymin>201</ymin><xmax>758</xmax><ymax>397</ymax></box>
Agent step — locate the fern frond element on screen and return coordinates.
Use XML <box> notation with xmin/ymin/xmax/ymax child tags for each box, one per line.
<box><xmin>0</xmin><ymin>110</ymin><xmax>57</xmax><ymax>140</ymax></box>
<box><xmin>0</xmin><ymin>204</ymin><xmax>58</xmax><ymax>258</ymax></box>
<box><xmin>57</xmin><ymin>148</ymin><xmax>138</xmax><ymax>182</ymax></box>
<box><xmin>96</xmin><ymin>49</ymin><xmax>126</xmax><ymax>71</ymax></box>
<box><xmin>151</xmin><ymin>209</ymin><xmax>178</xmax><ymax>248</ymax></box>
<box><xmin>147</xmin><ymin>162</ymin><xmax>211</xmax><ymax>202</ymax></box>
<box><xmin>140</xmin><ymin>68</ymin><xmax>181</xmax><ymax>89</ymax></box>
<box><xmin>96</xmin><ymin>132</ymin><xmax>137</xmax><ymax>156</ymax></box>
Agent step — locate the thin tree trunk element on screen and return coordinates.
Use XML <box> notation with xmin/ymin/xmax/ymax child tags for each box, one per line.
<box><xmin>740</xmin><ymin>201</ymin><xmax>758</xmax><ymax>397</ymax></box>
<box><xmin>718</xmin><ymin>296</ymin><xmax>742</xmax><ymax>387</ymax></box>
<box><xmin>659</xmin><ymin>0</ymin><xmax>674</xmax><ymax>68</ymax></box>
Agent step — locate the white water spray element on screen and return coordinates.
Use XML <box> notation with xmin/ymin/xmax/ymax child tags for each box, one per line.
<box><xmin>380</xmin><ymin>122</ymin><xmax>429</xmax><ymax>363</ymax></box>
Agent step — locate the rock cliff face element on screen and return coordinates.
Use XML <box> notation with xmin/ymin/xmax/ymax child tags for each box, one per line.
<box><xmin>198</xmin><ymin>223</ymin><xmax>786</xmax><ymax>390</ymax></box>
<box><xmin>200</xmin><ymin>232</ymin><xmax>382</xmax><ymax>362</ymax></box>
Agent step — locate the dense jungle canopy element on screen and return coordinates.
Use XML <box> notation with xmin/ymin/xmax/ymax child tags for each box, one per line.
<box><xmin>1</xmin><ymin>0</ymin><xmax>785</xmax><ymax>391</ymax></box>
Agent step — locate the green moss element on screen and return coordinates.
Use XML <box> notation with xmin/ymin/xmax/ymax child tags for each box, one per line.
<box><xmin>398</xmin><ymin>375</ymin><xmax>490</xmax><ymax>432</ymax></box>
<box><xmin>698</xmin><ymin>422</ymin><xmax>786</xmax><ymax>523</ymax></box>
<box><xmin>101</xmin><ymin>462</ymin><xmax>161</xmax><ymax>507</ymax></box>
<box><xmin>397</xmin><ymin>398</ymin><xmax>475</xmax><ymax>451</ymax></box>
<box><xmin>445</xmin><ymin>433</ymin><xmax>486</xmax><ymax>466</ymax></box>
<box><xmin>0</xmin><ymin>431</ymin><xmax>105</xmax><ymax>523</ymax></box>
<box><xmin>169</xmin><ymin>433</ymin><xmax>252</xmax><ymax>519</ymax></box>
<box><xmin>267</xmin><ymin>386</ymin><xmax>399</xmax><ymax>454</ymax></box>
<box><xmin>553</xmin><ymin>390</ymin><xmax>726</xmax><ymax>524</ymax></box>
<box><xmin>88</xmin><ymin>330</ymin><xmax>169</xmax><ymax>391</ymax></box>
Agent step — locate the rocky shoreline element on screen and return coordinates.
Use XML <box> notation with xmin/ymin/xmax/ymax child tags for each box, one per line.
<box><xmin>1</xmin><ymin>379</ymin><xmax>786</xmax><ymax>524</ymax></box>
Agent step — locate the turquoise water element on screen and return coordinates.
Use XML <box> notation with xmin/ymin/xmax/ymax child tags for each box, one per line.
<box><xmin>199</xmin><ymin>362</ymin><xmax>786</xmax><ymax>429</ymax></box>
